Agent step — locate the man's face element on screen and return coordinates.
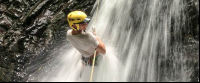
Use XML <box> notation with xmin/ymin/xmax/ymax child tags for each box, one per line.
<box><xmin>79</xmin><ymin>23</ymin><xmax>88</xmax><ymax>30</ymax></box>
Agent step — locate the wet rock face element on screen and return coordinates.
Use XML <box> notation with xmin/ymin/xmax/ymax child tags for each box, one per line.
<box><xmin>184</xmin><ymin>0</ymin><xmax>199</xmax><ymax>82</ymax></box>
<box><xmin>0</xmin><ymin>0</ymin><xmax>95</xmax><ymax>82</ymax></box>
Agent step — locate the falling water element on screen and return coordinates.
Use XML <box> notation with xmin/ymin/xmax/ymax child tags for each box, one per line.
<box><xmin>26</xmin><ymin>0</ymin><xmax>196</xmax><ymax>82</ymax></box>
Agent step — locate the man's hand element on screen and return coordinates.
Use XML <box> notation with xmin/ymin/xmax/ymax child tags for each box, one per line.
<box><xmin>92</xmin><ymin>26</ymin><xmax>106</xmax><ymax>54</ymax></box>
<box><xmin>92</xmin><ymin>26</ymin><xmax>96</xmax><ymax>35</ymax></box>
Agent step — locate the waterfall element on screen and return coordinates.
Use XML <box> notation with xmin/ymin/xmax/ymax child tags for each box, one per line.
<box><xmin>27</xmin><ymin>0</ymin><xmax>195</xmax><ymax>82</ymax></box>
<box><xmin>89</xmin><ymin>0</ymin><xmax>189</xmax><ymax>82</ymax></box>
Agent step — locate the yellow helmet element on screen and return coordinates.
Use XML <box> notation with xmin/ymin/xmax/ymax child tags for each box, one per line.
<box><xmin>67</xmin><ymin>11</ymin><xmax>90</xmax><ymax>30</ymax></box>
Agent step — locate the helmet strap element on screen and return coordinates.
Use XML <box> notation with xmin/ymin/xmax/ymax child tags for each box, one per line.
<box><xmin>72</xmin><ymin>24</ymin><xmax>78</xmax><ymax>30</ymax></box>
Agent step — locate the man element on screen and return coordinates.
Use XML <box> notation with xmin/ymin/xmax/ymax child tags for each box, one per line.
<box><xmin>66</xmin><ymin>11</ymin><xmax>106</xmax><ymax>66</ymax></box>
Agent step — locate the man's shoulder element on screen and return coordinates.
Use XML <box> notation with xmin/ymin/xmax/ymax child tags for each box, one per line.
<box><xmin>66</xmin><ymin>29</ymin><xmax>73</xmax><ymax>36</ymax></box>
<box><xmin>86</xmin><ymin>32</ymin><xmax>95</xmax><ymax>36</ymax></box>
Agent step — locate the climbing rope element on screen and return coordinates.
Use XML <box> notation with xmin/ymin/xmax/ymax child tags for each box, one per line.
<box><xmin>90</xmin><ymin>0</ymin><xmax>100</xmax><ymax>82</ymax></box>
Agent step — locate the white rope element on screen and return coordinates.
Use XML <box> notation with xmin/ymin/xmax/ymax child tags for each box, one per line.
<box><xmin>90</xmin><ymin>0</ymin><xmax>100</xmax><ymax>82</ymax></box>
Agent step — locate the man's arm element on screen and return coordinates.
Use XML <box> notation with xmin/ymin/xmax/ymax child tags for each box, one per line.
<box><xmin>95</xmin><ymin>36</ymin><xmax>106</xmax><ymax>54</ymax></box>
